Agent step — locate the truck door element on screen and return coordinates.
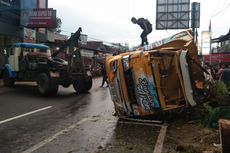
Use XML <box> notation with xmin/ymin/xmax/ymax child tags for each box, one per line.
<box><xmin>8</xmin><ymin>47</ymin><xmax>21</xmax><ymax>71</ymax></box>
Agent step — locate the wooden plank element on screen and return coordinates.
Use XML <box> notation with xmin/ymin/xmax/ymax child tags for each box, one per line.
<box><xmin>153</xmin><ymin>125</ymin><xmax>167</xmax><ymax>153</ymax></box>
<box><xmin>119</xmin><ymin>117</ymin><xmax>163</xmax><ymax>124</ymax></box>
<box><xmin>118</xmin><ymin>120</ymin><xmax>163</xmax><ymax>127</ymax></box>
<box><xmin>219</xmin><ymin>119</ymin><xmax>230</xmax><ymax>153</ymax></box>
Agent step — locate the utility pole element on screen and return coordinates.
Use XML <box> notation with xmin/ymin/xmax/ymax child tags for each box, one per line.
<box><xmin>191</xmin><ymin>2</ymin><xmax>196</xmax><ymax>36</ymax></box>
<box><xmin>209</xmin><ymin>20</ymin><xmax>212</xmax><ymax>65</ymax></box>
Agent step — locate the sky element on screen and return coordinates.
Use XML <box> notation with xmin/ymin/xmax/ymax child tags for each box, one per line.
<box><xmin>48</xmin><ymin>0</ymin><xmax>230</xmax><ymax>47</ymax></box>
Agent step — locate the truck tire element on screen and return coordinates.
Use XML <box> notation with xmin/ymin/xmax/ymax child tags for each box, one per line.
<box><xmin>37</xmin><ymin>73</ymin><xmax>58</xmax><ymax>96</ymax></box>
<box><xmin>73</xmin><ymin>79</ymin><xmax>85</xmax><ymax>94</ymax></box>
<box><xmin>49</xmin><ymin>81</ymin><xmax>59</xmax><ymax>95</ymax></box>
<box><xmin>73</xmin><ymin>76</ymin><xmax>92</xmax><ymax>94</ymax></box>
<box><xmin>84</xmin><ymin>76</ymin><xmax>92</xmax><ymax>91</ymax></box>
<box><xmin>2</xmin><ymin>70</ymin><xmax>14</xmax><ymax>87</ymax></box>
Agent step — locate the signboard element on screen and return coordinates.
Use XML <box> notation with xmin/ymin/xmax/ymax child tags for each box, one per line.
<box><xmin>204</xmin><ymin>53</ymin><xmax>230</xmax><ymax>64</ymax></box>
<box><xmin>201</xmin><ymin>31</ymin><xmax>211</xmax><ymax>55</ymax></box>
<box><xmin>191</xmin><ymin>2</ymin><xmax>200</xmax><ymax>28</ymax></box>
<box><xmin>21</xmin><ymin>8</ymin><xmax>56</xmax><ymax>28</ymax></box>
<box><xmin>23</xmin><ymin>27</ymin><xmax>36</xmax><ymax>43</ymax></box>
<box><xmin>156</xmin><ymin>0</ymin><xmax>190</xmax><ymax>30</ymax></box>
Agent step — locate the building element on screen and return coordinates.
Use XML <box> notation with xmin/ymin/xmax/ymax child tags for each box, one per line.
<box><xmin>81</xmin><ymin>41</ymin><xmax>120</xmax><ymax>66</ymax></box>
<box><xmin>203</xmin><ymin>30</ymin><xmax>230</xmax><ymax>65</ymax></box>
<box><xmin>0</xmin><ymin>0</ymin><xmax>66</xmax><ymax>67</ymax></box>
<box><xmin>211</xmin><ymin>30</ymin><xmax>230</xmax><ymax>53</ymax></box>
<box><xmin>0</xmin><ymin>0</ymin><xmax>20</xmax><ymax>66</ymax></box>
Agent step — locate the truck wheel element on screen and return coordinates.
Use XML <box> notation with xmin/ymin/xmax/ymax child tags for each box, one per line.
<box><xmin>73</xmin><ymin>76</ymin><xmax>92</xmax><ymax>94</ymax></box>
<box><xmin>37</xmin><ymin>73</ymin><xmax>58</xmax><ymax>96</ymax></box>
<box><xmin>49</xmin><ymin>80</ymin><xmax>59</xmax><ymax>95</ymax></box>
<box><xmin>3</xmin><ymin>71</ymin><xmax>14</xmax><ymax>87</ymax></box>
<box><xmin>73</xmin><ymin>79</ymin><xmax>85</xmax><ymax>94</ymax></box>
<box><xmin>84</xmin><ymin>76</ymin><xmax>92</xmax><ymax>91</ymax></box>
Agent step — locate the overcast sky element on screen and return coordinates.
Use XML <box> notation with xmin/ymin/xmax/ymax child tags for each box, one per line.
<box><xmin>48</xmin><ymin>0</ymin><xmax>230</xmax><ymax>46</ymax></box>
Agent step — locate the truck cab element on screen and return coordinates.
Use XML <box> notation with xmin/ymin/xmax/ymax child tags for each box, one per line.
<box><xmin>106</xmin><ymin>30</ymin><xmax>205</xmax><ymax>117</ymax></box>
<box><xmin>8</xmin><ymin>43</ymin><xmax>51</xmax><ymax>72</ymax></box>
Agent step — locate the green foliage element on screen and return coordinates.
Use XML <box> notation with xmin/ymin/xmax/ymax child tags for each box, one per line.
<box><xmin>49</xmin><ymin>17</ymin><xmax>62</xmax><ymax>33</ymax></box>
<box><xmin>193</xmin><ymin>80</ymin><xmax>230</xmax><ymax>128</ymax></box>
<box><xmin>203</xmin><ymin>102</ymin><xmax>213</xmax><ymax>113</ymax></box>
<box><xmin>207</xmin><ymin>80</ymin><xmax>229</xmax><ymax>105</ymax></box>
<box><xmin>204</xmin><ymin>106</ymin><xmax>230</xmax><ymax>128</ymax></box>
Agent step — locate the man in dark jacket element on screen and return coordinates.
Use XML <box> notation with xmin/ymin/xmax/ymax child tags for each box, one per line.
<box><xmin>131</xmin><ymin>17</ymin><xmax>152</xmax><ymax>46</ymax></box>
<box><xmin>100</xmin><ymin>63</ymin><xmax>108</xmax><ymax>87</ymax></box>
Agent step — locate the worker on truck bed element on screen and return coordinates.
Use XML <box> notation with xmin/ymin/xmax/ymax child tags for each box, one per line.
<box><xmin>131</xmin><ymin>17</ymin><xmax>152</xmax><ymax>47</ymax></box>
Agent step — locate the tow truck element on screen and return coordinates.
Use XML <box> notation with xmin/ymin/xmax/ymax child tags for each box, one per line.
<box><xmin>1</xmin><ymin>27</ymin><xmax>92</xmax><ymax>95</ymax></box>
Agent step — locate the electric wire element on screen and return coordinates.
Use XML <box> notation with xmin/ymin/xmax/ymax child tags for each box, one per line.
<box><xmin>210</xmin><ymin>2</ymin><xmax>230</xmax><ymax>19</ymax></box>
<box><xmin>59</xmin><ymin>29</ymin><xmax>130</xmax><ymax>46</ymax></box>
<box><xmin>210</xmin><ymin>0</ymin><xmax>227</xmax><ymax>18</ymax></box>
<box><xmin>210</xmin><ymin>3</ymin><xmax>230</xmax><ymax>32</ymax></box>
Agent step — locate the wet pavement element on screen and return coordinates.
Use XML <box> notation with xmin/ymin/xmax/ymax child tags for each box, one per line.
<box><xmin>0</xmin><ymin>78</ymin><xmax>160</xmax><ymax>153</ymax></box>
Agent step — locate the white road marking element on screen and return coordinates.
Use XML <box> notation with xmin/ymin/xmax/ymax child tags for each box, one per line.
<box><xmin>0</xmin><ymin>106</ymin><xmax>52</xmax><ymax>125</ymax></box>
<box><xmin>153</xmin><ymin>125</ymin><xmax>167</xmax><ymax>153</ymax></box>
<box><xmin>21</xmin><ymin>117</ymin><xmax>89</xmax><ymax>153</ymax></box>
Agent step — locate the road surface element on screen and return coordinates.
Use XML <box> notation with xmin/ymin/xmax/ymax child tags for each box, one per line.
<box><xmin>0</xmin><ymin>78</ymin><xmax>161</xmax><ymax>153</ymax></box>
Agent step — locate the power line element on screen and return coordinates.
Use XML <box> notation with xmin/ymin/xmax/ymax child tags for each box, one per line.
<box><xmin>211</xmin><ymin>2</ymin><xmax>230</xmax><ymax>19</ymax></box>
<box><xmin>210</xmin><ymin>0</ymin><xmax>227</xmax><ymax>18</ymax></box>
<box><xmin>211</xmin><ymin>3</ymin><xmax>230</xmax><ymax>33</ymax></box>
<box><xmin>59</xmin><ymin>29</ymin><xmax>130</xmax><ymax>46</ymax></box>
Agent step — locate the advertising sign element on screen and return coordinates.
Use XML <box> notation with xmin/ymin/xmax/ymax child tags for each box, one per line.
<box><xmin>23</xmin><ymin>27</ymin><xmax>36</xmax><ymax>43</ymax></box>
<box><xmin>201</xmin><ymin>31</ymin><xmax>211</xmax><ymax>55</ymax></box>
<box><xmin>156</xmin><ymin>0</ymin><xmax>190</xmax><ymax>30</ymax></box>
<box><xmin>191</xmin><ymin>2</ymin><xmax>200</xmax><ymax>28</ymax></box>
<box><xmin>204</xmin><ymin>53</ymin><xmax>230</xmax><ymax>64</ymax></box>
<box><xmin>21</xmin><ymin>8</ymin><xmax>56</xmax><ymax>28</ymax></box>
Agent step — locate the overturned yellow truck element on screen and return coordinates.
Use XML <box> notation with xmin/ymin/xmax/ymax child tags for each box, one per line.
<box><xmin>106</xmin><ymin>30</ymin><xmax>205</xmax><ymax>117</ymax></box>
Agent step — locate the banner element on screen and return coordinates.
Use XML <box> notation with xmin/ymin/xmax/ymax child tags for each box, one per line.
<box><xmin>21</xmin><ymin>8</ymin><xmax>56</xmax><ymax>28</ymax></box>
<box><xmin>23</xmin><ymin>27</ymin><xmax>36</xmax><ymax>43</ymax></box>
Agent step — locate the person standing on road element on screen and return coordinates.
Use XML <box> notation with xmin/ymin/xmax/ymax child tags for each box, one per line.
<box><xmin>218</xmin><ymin>63</ymin><xmax>224</xmax><ymax>80</ymax></box>
<box><xmin>131</xmin><ymin>17</ymin><xmax>152</xmax><ymax>47</ymax></box>
<box><xmin>100</xmin><ymin>62</ymin><xmax>109</xmax><ymax>87</ymax></box>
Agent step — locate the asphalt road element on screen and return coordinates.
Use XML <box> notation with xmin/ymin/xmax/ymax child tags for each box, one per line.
<box><xmin>0</xmin><ymin>78</ymin><xmax>160</xmax><ymax>153</ymax></box>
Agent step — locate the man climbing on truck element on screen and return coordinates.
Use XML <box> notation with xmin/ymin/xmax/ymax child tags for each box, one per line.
<box><xmin>131</xmin><ymin>17</ymin><xmax>152</xmax><ymax>46</ymax></box>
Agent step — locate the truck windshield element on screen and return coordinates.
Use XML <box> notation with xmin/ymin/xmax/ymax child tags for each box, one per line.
<box><xmin>35</xmin><ymin>48</ymin><xmax>51</xmax><ymax>57</ymax></box>
<box><xmin>20</xmin><ymin>47</ymin><xmax>51</xmax><ymax>57</ymax></box>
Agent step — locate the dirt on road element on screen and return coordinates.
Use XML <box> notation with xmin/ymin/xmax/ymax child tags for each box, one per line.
<box><xmin>163</xmin><ymin>121</ymin><xmax>221</xmax><ymax>153</ymax></box>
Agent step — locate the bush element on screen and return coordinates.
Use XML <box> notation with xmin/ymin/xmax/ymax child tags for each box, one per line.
<box><xmin>206</xmin><ymin>80</ymin><xmax>229</xmax><ymax>105</ymax></box>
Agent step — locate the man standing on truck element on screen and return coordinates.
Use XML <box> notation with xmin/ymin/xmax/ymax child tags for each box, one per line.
<box><xmin>131</xmin><ymin>17</ymin><xmax>152</xmax><ymax>46</ymax></box>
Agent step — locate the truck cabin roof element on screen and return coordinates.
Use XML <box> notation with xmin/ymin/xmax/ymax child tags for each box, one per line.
<box><xmin>13</xmin><ymin>43</ymin><xmax>49</xmax><ymax>50</ymax></box>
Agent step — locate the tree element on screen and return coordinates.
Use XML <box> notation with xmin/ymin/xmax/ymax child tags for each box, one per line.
<box><xmin>49</xmin><ymin>17</ymin><xmax>62</xmax><ymax>33</ymax></box>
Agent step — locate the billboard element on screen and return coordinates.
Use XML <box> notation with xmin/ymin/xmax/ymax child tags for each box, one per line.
<box><xmin>191</xmin><ymin>2</ymin><xmax>200</xmax><ymax>28</ymax></box>
<box><xmin>20</xmin><ymin>8</ymin><xmax>56</xmax><ymax>28</ymax></box>
<box><xmin>156</xmin><ymin>0</ymin><xmax>190</xmax><ymax>30</ymax></box>
<box><xmin>201</xmin><ymin>31</ymin><xmax>211</xmax><ymax>55</ymax></box>
<box><xmin>204</xmin><ymin>53</ymin><xmax>230</xmax><ymax>64</ymax></box>
<box><xmin>23</xmin><ymin>27</ymin><xmax>36</xmax><ymax>43</ymax></box>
